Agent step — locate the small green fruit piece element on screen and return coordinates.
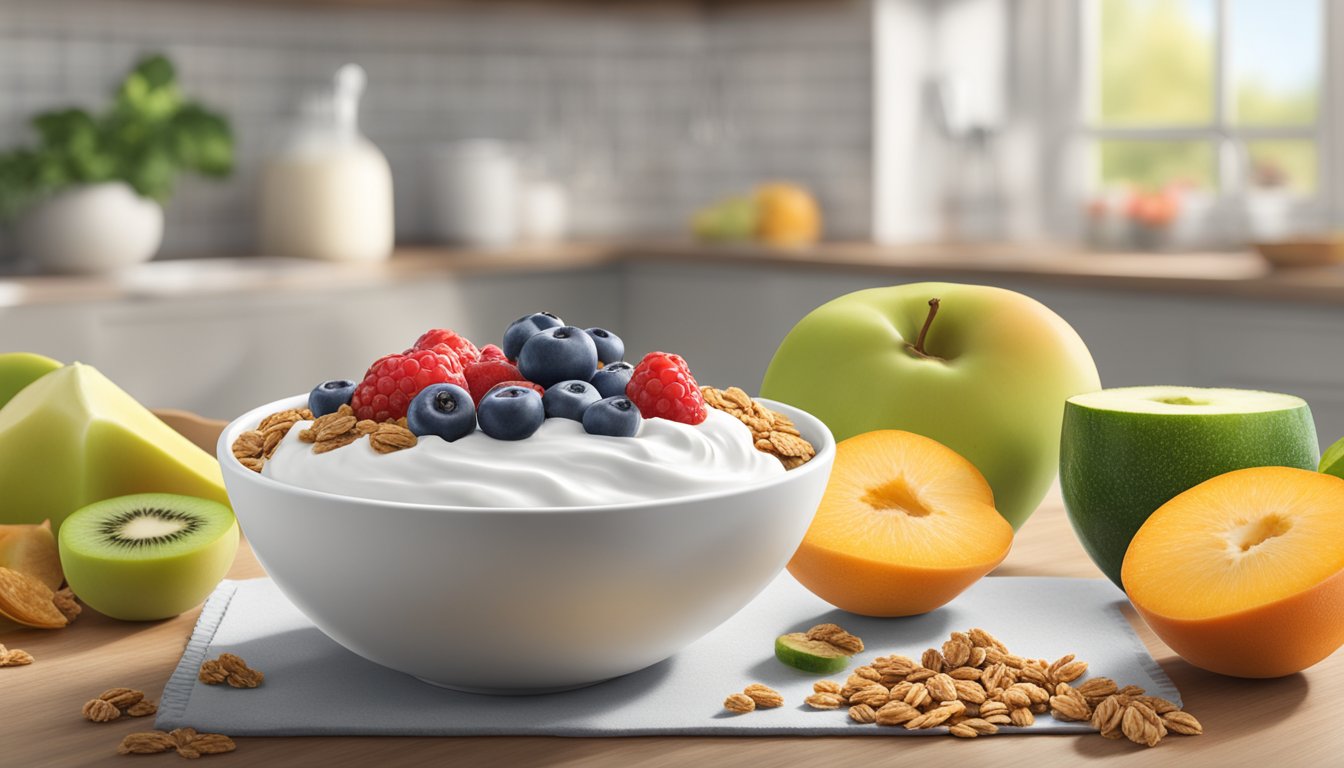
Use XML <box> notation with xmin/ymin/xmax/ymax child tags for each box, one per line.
<box><xmin>58</xmin><ymin>493</ymin><xmax>238</xmax><ymax>621</ymax></box>
<box><xmin>0</xmin><ymin>352</ymin><xmax>62</xmax><ymax>411</ymax></box>
<box><xmin>775</xmin><ymin>632</ymin><xmax>852</xmax><ymax>674</ymax></box>
<box><xmin>1319</xmin><ymin>435</ymin><xmax>1344</xmax><ymax>479</ymax></box>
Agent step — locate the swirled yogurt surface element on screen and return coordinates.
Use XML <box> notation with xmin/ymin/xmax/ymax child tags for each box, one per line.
<box><xmin>262</xmin><ymin>408</ymin><xmax>784</xmax><ymax>507</ymax></box>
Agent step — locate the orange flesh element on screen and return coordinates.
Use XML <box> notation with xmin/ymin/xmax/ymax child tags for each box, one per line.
<box><xmin>788</xmin><ymin>430</ymin><xmax>1013</xmax><ymax>617</ymax></box>
<box><xmin>1124</xmin><ymin>467</ymin><xmax>1344</xmax><ymax>620</ymax></box>
<box><xmin>802</xmin><ymin>430</ymin><xmax>1004</xmax><ymax>567</ymax></box>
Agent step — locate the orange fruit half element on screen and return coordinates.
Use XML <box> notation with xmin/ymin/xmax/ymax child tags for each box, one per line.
<box><xmin>787</xmin><ymin>430</ymin><xmax>1013</xmax><ymax>617</ymax></box>
<box><xmin>1123</xmin><ymin>466</ymin><xmax>1344</xmax><ymax>677</ymax></box>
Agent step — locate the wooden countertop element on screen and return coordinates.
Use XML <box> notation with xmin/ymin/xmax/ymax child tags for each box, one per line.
<box><xmin>5</xmin><ymin>240</ymin><xmax>1344</xmax><ymax>308</ymax></box>
<box><xmin>7</xmin><ymin>488</ymin><xmax>1339</xmax><ymax>766</ymax></box>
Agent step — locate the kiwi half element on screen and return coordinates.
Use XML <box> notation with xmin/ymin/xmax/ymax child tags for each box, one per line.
<box><xmin>58</xmin><ymin>493</ymin><xmax>238</xmax><ymax>621</ymax></box>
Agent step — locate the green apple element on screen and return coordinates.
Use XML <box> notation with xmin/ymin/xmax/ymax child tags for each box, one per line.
<box><xmin>761</xmin><ymin>282</ymin><xmax>1100</xmax><ymax>529</ymax></box>
<box><xmin>0</xmin><ymin>352</ymin><xmax>62</xmax><ymax>411</ymax></box>
<box><xmin>0</xmin><ymin>363</ymin><xmax>229</xmax><ymax>532</ymax></box>
<box><xmin>1061</xmin><ymin>386</ymin><xmax>1318</xmax><ymax>588</ymax></box>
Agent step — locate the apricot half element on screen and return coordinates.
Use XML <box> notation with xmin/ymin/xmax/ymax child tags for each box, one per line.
<box><xmin>1123</xmin><ymin>466</ymin><xmax>1344</xmax><ymax>678</ymax></box>
<box><xmin>787</xmin><ymin>430</ymin><xmax>1013</xmax><ymax>617</ymax></box>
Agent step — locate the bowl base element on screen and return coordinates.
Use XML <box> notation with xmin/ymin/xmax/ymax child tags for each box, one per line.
<box><xmin>413</xmin><ymin>675</ymin><xmax>612</xmax><ymax>696</ymax></box>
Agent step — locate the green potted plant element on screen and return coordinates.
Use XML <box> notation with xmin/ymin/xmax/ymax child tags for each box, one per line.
<box><xmin>0</xmin><ymin>54</ymin><xmax>232</xmax><ymax>274</ymax></box>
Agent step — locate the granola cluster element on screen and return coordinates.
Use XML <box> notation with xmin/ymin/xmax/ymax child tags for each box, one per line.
<box><xmin>117</xmin><ymin>728</ymin><xmax>236</xmax><ymax>759</ymax></box>
<box><xmin>700</xmin><ymin>386</ymin><xmax>816</xmax><ymax>469</ymax></box>
<box><xmin>0</xmin><ymin>643</ymin><xmax>34</xmax><ymax>667</ymax></box>
<box><xmin>81</xmin><ymin>688</ymin><xmax>158</xmax><ymax>723</ymax></box>
<box><xmin>198</xmin><ymin>653</ymin><xmax>264</xmax><ymax>689</ymax></box>
<box><xmin>801</xmin><ymin>627</ymin><xmax>1202</xmax><ymax>747</ymax></box>
<box><xmin>723</xmin><ymin>683</ymin><xmax>785</xmax><ymax>713</ymax></box>
<box><xmin>232</xmin><ymin>404</ymin><xmax>418</xmax><ymax>473</ymax></box>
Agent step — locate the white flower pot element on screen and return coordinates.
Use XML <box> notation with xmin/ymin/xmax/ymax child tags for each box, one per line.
<box><xmin>17</xmin><ymin>182</ymin><xmax>164</xmax><ymax>274</ymax></box>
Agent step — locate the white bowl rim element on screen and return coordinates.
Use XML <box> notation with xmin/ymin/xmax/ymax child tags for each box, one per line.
<box><xmin>218</xmin><ymin>393</ymin><xmax>835</xmax><ymax>516</ymax></box>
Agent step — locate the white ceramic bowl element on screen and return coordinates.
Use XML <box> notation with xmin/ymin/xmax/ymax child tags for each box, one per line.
<box><xmin>219</xmin><ymin>395</ymin><xmax>835</xmax><ymax>693</ymax></box>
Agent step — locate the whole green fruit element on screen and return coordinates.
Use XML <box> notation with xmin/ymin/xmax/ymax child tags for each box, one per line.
<box><xmin>761</xmin><ymin>282</ymin><xmax>1101</xmax><ymax>529</ymax></box>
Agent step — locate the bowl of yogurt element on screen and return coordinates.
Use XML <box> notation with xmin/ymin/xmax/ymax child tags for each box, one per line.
<box><xmin>219</xmin><ymin>393</ymin><xmax>835</xmax><ymax>693</ymax></box>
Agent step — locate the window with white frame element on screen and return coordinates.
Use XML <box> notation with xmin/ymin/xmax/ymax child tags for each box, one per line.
<box><xmin>1078</xmin><ymin>0</ymin><xmax>1326</xmax><ymax>236</ymax></box>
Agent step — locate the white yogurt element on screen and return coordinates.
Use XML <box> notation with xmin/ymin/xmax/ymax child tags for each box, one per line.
<box><xmin>262</xmin><ymin>408</ymin><xmax>784</xmax><ymax>508</ymax></box>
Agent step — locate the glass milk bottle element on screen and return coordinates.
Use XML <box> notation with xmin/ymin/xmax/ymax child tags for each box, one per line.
<box><xmin>259</xmin><ymin>64</ymin><xmax>394</xmax><ymax>262</ymax></box>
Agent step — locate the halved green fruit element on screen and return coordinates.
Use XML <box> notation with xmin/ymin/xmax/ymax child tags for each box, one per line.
<box><xmin>0</xmin><ymin>352</ymin><xmax>61</xmax><ymax>411</ymax></box>
<box><xmin>774</xmin><ymin>632</ymin><xmax>852</xmax><ymax>674</ymax></box>
<box><xmin>1061</xmin><ymin>385</ymin><xmax>1319</xmax><ymax>588</ymax></box>
<box><xmin>58</xmin><ymin>493</ymin><xmax>238</xmax><ymax>621</ymax></box>
<box><xmin>0</xmin><ymin>363</ymin><xmax>228</xmax><ymax>531</ymax></box>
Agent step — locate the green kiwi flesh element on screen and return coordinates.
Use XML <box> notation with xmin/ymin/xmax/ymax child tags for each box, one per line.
<box><xmin>58</xmin><ymin>493</ymin><xmax>238</xmax><ymax>621</ymax></box>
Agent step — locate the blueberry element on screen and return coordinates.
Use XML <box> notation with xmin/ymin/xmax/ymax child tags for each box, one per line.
<box><xmin>543</xmin><ymin>380</ymin><xmax>601</xmax><ymax>421</ymax></box>
<box><xmin>582</xmin><ymin>396</ymin><xmax>643</xmax><ymax>438</ymax></box>
<box><xmin>517</xmin><ymin>326</ymin><xmax>599</xmax><ymax>388</ymax></box>
<box><xmin>308</xmin><ymin>379</ymin><xmax>356</xmax><ymax>418</ymax></box>
<box><xmin>584</xmin><ymin>327</ymin><xmax>624</xmax><ymax>364</ymax></box>
<box><xmin>477</xmin><ymin>385</ymin><xmax>545</xmax><ymax>440</ymax></box>
<box><xmin>589</xmin><ymin>361</ymin><xmax>635</xmax><ymax>399</ymax></box>
<box><xmin>406</xmin><ymin>383</ymin><xmax>476</xmax><ymax>442</ymax></box>
<box><xmin>502</xmin><ymin>311</ymin><xmax>564</xmax><ymax>360</ymax></box>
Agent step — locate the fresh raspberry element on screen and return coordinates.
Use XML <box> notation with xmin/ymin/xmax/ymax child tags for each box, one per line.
<box><xmin>485</xmin><ymin>380</ymin><xmax>545</xmax><ymax>400</ymax></box>
<box><xmin>626</xmin><ymin>351</ymin><xmax>707</xmax><ymax>425</ymax></box>
<box><xmin>465</xmin><ymin>359</ymin><xmax>526</xmax><ymax>405</ymax></box>
<box><xmin>351</xmin><ymin>349</ymin><xmax>467</xmax><ymax>422</ymax></box>
<box><xmin>477</xmin><ymin>344</ymin><xmax>508</xmax><ymax>363</ymax></box>
<box><xmin>411</xmin><ymin>328</ymin><xmax>480</xmax><ymax>366</ymax></box>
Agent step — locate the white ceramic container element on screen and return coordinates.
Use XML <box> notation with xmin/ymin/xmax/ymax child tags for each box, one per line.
<box><xmin>259</xmin><ymin>64</ymin><xmax>394</xmax><ymax>263</ymax></box>
<box><xmin>428</xmin><ymin>141</ymin><xmax>519</xmax><ymax>248</ymax></box>
<box><xmin>17</xmin><ymin>182</ymin><xmax>163</xmax><ymax>274</ymax></box>
<box><xmin>219</xmin><ymin>394</ymin><xmax>834</xmax><ymax>693</ymax></box>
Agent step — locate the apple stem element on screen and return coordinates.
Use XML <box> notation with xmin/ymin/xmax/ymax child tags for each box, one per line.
<box><xmin>912</xmin><ymin>298</ymin><xmax>940</xmax><ymax>357</ymax></box>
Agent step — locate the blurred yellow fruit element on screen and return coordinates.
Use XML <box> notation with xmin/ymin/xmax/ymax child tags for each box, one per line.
<box><xmin>756</xmin><ymin>182</ymin><xmax>821</xmax><ymax>247</ymax></box>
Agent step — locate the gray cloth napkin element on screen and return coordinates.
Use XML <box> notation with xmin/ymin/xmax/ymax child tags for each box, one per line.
<box><xmin>157</xmin><ymin>573</ymin><xmax>1176</xmax><ymax>736</ymax></box>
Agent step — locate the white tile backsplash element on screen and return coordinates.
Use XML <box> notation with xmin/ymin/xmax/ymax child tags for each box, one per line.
<box><xmin>0</xmin><ymin>0</ymin><xmax>873</xmax><ymax>258</ymax></box>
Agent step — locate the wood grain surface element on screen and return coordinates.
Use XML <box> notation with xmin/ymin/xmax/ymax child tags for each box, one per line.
<box><xmin>3</xmin><ymin>489</ymin><xmax>1339</xmax><ymax>766</ymax></box>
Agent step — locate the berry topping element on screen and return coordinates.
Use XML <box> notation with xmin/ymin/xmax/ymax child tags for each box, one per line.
<box><xmin>590</xmin><ymin>361</ymin><xmax>635</xmax><ymax>399</ymax></box>
<box><xmin>308</xmin><ymin>379</ymin><xmax>356</xmax><ymax>418</ymax></box>
<box><xmin>502</xmin><ymin>311</ymin><xmax>564</xmax><ymax>360</ymax></box>
<box><xmin>464</xmin><ymin>359</ymin><xmax>525</xmax><ymax>406</ymax></box>
<box><xmin>543</xmin><ymin>380</ymin><xmax>602</xmax><ymax>421</ymax></box>
<box><xmin>626</xmin><ymin>351</ymin><xmax>707</xmax><ymax>425</ymax></box>
<box><xmin>477</xmin><ymin>385</ymin><xmax>545</xmax><ymax>441</ymax></box>
<box><xmin>412</xmin><ymin>328</ymin><xmax>480</xmax><ymax>365</ymax></box>
<box><xmin>477</xmin><ymin>344</ymin><xmax>508</xmax><ymax>363</ymax></box>
<box><xmin>406</xmin><ymin>383</ymin><xmax>476</xmax><ymax>442</ymax></box>
<box><xmin>517</xmin><ymin>326</ymin><xmax>599</xmax><ymax>388</ymax></box>
<box><xmin>582</xmin><ymin>396</ymin><xmax>643</xmax><ymax>438</ymax></box>
<box><xmin>351</xmin><ymin>349</ymin><xmax>468</xmax><ymax>422</ymax></box>
<box><xmin>584</xmin><ymin>327</ymin><xmax>625</xmax><ymax>365</ymax></box>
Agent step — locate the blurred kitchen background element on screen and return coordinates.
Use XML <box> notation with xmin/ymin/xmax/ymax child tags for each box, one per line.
<box><xmin>3</xmin><ymin>0</ymin><xmax>1344</xmax><ymax>439</ymax></box>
